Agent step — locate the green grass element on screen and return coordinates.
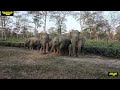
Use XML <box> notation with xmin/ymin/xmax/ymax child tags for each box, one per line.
<box><xmin>6</xmin><ymin>38</ymin><xmax>24</xmax><ymax>43</ymax></box>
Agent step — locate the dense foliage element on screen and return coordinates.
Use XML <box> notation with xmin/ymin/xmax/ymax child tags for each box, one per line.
<box><xmin>84</xmin><ymin>40</ymin><xmax>120</xmax><ymax>58</ymax></box>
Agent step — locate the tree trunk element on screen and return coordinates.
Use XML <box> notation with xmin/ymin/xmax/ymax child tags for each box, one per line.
<box><xmin>1</xmin><ymin>17</ymin><xmax>4</xmax><ymax>39</ymax></box>
<box><xmin>3</xmin><ymin>17</ymin><xmax>7</xmax><ymax>41</ymax></box>
<box><xmin>2</xmin><ymin>30</ymin><xmax>4</xmax><ymax>39</ymax></box>
<box><xmin>44</xmin><ymin>11</ymin><xmax>47</xmax><ymax>32</ymax></box>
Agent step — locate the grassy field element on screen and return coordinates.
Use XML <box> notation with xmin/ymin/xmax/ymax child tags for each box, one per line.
<box><xmin>0</xmin><ymin>46</ymin><xmax>120</xmax><ymax>79</ymax></box>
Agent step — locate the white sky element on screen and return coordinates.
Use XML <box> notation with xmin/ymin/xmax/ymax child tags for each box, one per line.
<box><xmin>15</xmin><ymin>11</ymin><xmax>80</xmax><ymax>33</ymax></box>
<box><xmin>13</xmin><ymin>11</ymin><xmax>113</xmax><ymax>33</ymax></box>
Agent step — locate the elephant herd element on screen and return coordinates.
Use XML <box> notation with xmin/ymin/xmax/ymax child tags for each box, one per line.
<box><xmin>24</xmin><ymin>30</ymin><xmax>86</xmax><ymax>57</ymax></box>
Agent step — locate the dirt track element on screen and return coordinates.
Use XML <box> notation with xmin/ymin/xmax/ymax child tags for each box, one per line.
<box><xmin>0</xmin><ymin>46</ymin><xmax>120</xmax><ymax>79</ymax></box>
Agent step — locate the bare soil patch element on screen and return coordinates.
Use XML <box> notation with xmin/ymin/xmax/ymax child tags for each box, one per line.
<box><xmin>0</xmin><ymin>46</ymin><xmax>120</xmax><ymax>79</ymax></box>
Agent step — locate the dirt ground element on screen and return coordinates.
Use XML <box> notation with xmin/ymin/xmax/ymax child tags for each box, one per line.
<box><xmin>0</xmin><ymin>46</ymin><xmax>120</xmax><ymax>79</ymax></box>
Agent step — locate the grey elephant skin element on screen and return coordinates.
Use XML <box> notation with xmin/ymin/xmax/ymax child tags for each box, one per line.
<box><xmin>24</xmin><ymin>37</ymin><xmax>41</xmax><ymax>50</ymax></box>
<box><xmin>50</xmin><ymin>35</ymin><xmax>71</xmax><ymax>55</ymax></box>
<box><xmin>40</xmin><ymin>32</ymin><xmax>49</xmax><ymax>54</ymax></box>
<box><xmin>69</xmin><ymin>30</ymin><xmax>86</xmax><ymax>57</ymax></box>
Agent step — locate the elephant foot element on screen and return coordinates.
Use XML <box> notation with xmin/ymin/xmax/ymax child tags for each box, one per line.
<box><xmin>73</xmin><ymin>55</ymin><xmax>77</xmax><ymax>57</ymax></box>
<box><xmin>77</xmin><ymin>55</ymin><xmax>81</xmax><ymax>58</ymax></box>
<box><xmin>69</xmin><ymin>54</ymin><xmax>72</xmax><ymax>56</ymax></box>
<box><xmin>58</xmin><ymin>53</ymin><xmax>61</xmax><ymax>56</ymax></box>
<box><xmin>47</xmin><ymin>51</ymin><xmax>51</xmax><ymax>54</ymax></box>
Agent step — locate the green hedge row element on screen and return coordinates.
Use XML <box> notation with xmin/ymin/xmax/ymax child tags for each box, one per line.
<box><xmin>84</xmin><ymin>40</ymin><xmax>120</xmax><ymax>58</ymax></box>
<box><xmin>0</xmin><ymin>41</ymin><xmax>24</xmax><ymax>47</ymax></box>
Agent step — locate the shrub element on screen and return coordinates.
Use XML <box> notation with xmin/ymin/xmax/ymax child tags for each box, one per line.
<box><xmin>84</xmin><ymin>40</ymin><xmax>120</xmax><ymax>58</ymax></box>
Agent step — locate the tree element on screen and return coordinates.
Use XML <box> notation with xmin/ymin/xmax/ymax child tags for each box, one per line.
<box><xmin>48</xmin><ymin>27</ymin><xmax>58</xmax><ymax>38</ymax></box>
<box><xmin>115</xmin><ymin>25</ymin><xmax>120</xmax><ymax>41</ymax></box>
<box><xmin>14</xmin><ymin>15</ymin><xmax>22</xmax><ymax>39</ymax></box>
<box><xmin>72</xmin><ymin>11</ymin><xmax>105</xmax><ymax>39</ymax></box>
<box><xmin>28</xmin><ymin>11</ymin><xmax>45</xmax><ymax>33</ymax></box>
<box><xmin>20</xmin><ymin>14</ymin><xmax>30</xmax><ymax>39</ymax></box>
<box><xmin>0</xmin><ymin>16</ymin><xmax>13</xmax><ymax>40</ymax></box>
<box><xmin>108</xmin><ymin>11</ymin><xmax>120</xmax><ymax>31</ymax></box>
<box><xmin>49</xmin><ymin>11</ymin><xmax>70</xmax><ymax>35</ymax></box>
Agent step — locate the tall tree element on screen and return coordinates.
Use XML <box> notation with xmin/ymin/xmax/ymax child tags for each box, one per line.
<box><xmin>49</xmin><ymin>11</ymin><xmax>70</xmax><ymax>35</ymax></box>
<box><xmin>14</xmin><ymin>15</ymin><xmax>22</xmax><ymax>39</ymax></box>
<box><xmin>0</xmin><ymin>16</ymin><xmax>12</xmax><ymax>40</ymax></box>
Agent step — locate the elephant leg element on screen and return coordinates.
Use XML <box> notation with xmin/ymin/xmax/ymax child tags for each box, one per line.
<box><xmin>31</xmin><ymin>46</ymin><xmax>33</xmax><ymax>50</ymax></box>
<box><xmin>50</xmin><ymin>45</ymin><xmax>54</xmax><ymax>52</ymax></box>
<box><xmin>59</xmin><ymin>45</ymin><xmax>62</xmax><ymax>56</ymax></box>
<box><xmin>77</xmin><ymin>46</ymin><xmax>81</xmax><ymax>57</ymax></box>
<box><xmin>46</xmin><ymin>43</ymin><xmax>49</xmax><ymax>54</ymax></box>
<box><xmin>72</xmin><ymin>45</ymin><xmax>76</xmax><ymax>57</ymax></box>
<box><xmin>81</xmin><ymin>45</ymin><xmax>84</xmax><ymax>55</ymax></box>
<box><xmin>40</xmin><ymin>46</ymin><xmax>42</xmax><ymax>53</ymax></box>
<box><xmin>77</xmin><ymin>41</ymin><xmax>82</xmax><ymax>57</ymax></box>
<box><xmin>53</xmin><ymin>48</ymin><xmax>56</xmax><ymax>53</ymax></box>
<box><xmin>69</xmin><ymin>51</ymin><xmax>71</xmax><ymax>56</ymax></box>
<box><xmin>69</xmin><ymin>44</ymin><xmax>71</xmax><ymax>56</ymax></box>
<box><xmin>69</xmin><ymin>47</ymin><xmax>71</xmax><ymax>56</ymax></box>
<box><xmin>56</xmin><ymin>47</ymin><xmax>59</xmax><ymax>54</ymax></box>
<box><xmin>43</xmin><ymin>44</ymin><xmax>46</xmax><ymax>54</ymax></box>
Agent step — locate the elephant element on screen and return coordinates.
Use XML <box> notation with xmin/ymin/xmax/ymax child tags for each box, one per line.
<box><xmin>50</xmin><ymin>35</ymin><xmax>71</xmax><ymax>56</ymax></box>
<box><xmin>69</xmin><ymin>30</ymin><xmax>80</xmax><ymax>57</ymax></box>
<box><xmin>69</xmin><ymin>30</ymin><xmax>86</xmax><ymax>57</ymax></box>
<box><xmin>39</xmin><ymin>32</ymin><xmax>49</xmax><ymax>54</ymax></box>
<box><xmin>24</xmin><ymin>37</ymin><xmax>41</xmax><ymax>50</ymax></box>
<box><xmin>59</xmin><ymin>35</ymin><xmax>71</xmax><ymax>55</ymax></box>
<box><xmin>50</xmin><ymin>36</ymin><xmax>59</xmax><ymax>54</ymax></box>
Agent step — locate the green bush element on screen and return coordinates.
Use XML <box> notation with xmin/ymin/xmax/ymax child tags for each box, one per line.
<box><xmin>84</xmin><ymin>40</ymin><xmax>120</xmax><ymax>58</ymax></box>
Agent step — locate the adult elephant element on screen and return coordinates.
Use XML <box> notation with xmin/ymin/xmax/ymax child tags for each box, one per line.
<box><xmin>50</xmin><ymin>35</ymin><xmax>71</xmax><ymax>55</ymax></box>
<box><xmin>24</xmin><ymin>37</ymin><xmax>41</xmax><ymax>50</ymax></box>
<box><xmin>29</xmin><ymin>37</ymin><xmax>41</xmax><ymax>50</ymax></box>
<box><xmin>50</xmin><ymin>37</ymin><xmax>59</xmax><ymax>54</ymax></box>
<box><xmin>40</xmin><ymin>32</ymin><xmax>49</xmax><ymax>54</ymax></box>
<box><xmin>69</xmin><ymin>30</ymin><xmax>86</xmax><ymax>57</ymax></box>
<box><xmin>59</xmin><ymin>35</ymin><xmax>71</xmax><ymax>55</ymax></box>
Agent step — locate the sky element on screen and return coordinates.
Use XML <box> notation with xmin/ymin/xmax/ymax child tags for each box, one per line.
<box><xmin>12</xmin><ymin>11</ymin><xmax>114</xmax><ymax>33</ymax></box>
<box><xmin>14</xmin><ymin>11</ymin><xmax>80</xmax><ymax>33</ymax></box>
